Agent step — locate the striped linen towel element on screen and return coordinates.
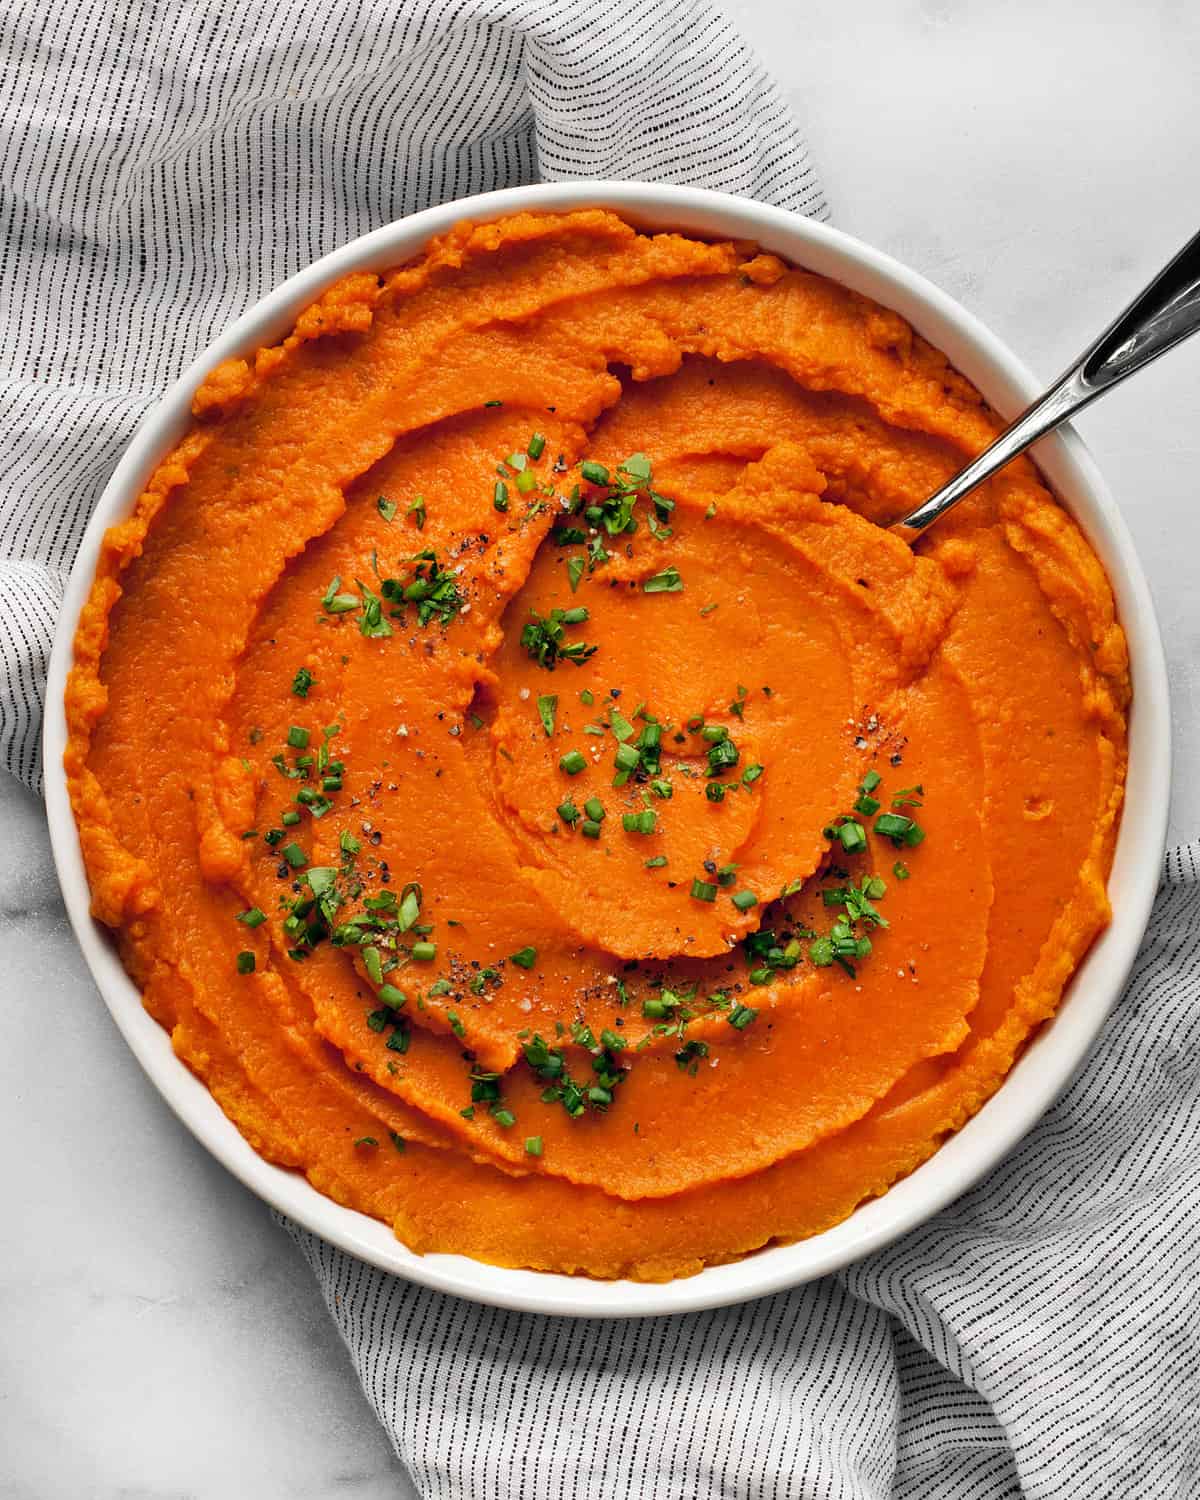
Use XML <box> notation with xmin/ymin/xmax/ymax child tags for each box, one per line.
<box><xmin>2</xmin><ymin>1</ymin><xmax>1195</xmax><ymax>1495</ymax></box>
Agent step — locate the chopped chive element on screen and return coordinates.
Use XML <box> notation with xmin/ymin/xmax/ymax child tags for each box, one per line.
<box><xmin>558</xmin><ymin>798</ymin><xmax>580</xmax><ymax>826</ymax></box>
<box><xmin>893</xmin><ymin>860</ymin><xmax>911</xmax><ymax>880</ymax></box>
<box><xmin>622</xmin><ymin>810</ymin><xmax>656</xmax><ymax>834</ymax></box>
<box><xmin>411</xmin><ymin>941</ymin><xmax>436</xmax><ymax>963</ymax></box>
<box><xmin>706</xmin><ymin>738</ymin><xmax>739</xmax><ymax>775</ymax></box>
<box><xmin>705</xmin><ymin>782</ymin><xmax>726</xmax><ymax>804</ymax></box>
<box><xmin>527</xmin><ymin>432</ymin><xmax>546</xmax><ymax>459</ymax></box>
<box><xmin>728</xmin><ymin>1003</ymin><xmax>758</xmax><ymax>1030</ymax></box>
<box><xmin>281</xmin><ymin>809</ymin><xmax>300</xmax><ymax>826</ymax></box>
<box><xmin>493</xmin><ymin>480</ymin><xmax>509</xmax><ymax>512</ymax></box>
<box><xmin>854</xmin><ymin>794</ymin><xmax>881</xmax><ymax>816</ymax></box>
<box><xmin>861</xmin><ymin>770</ymin><xmax>882</xmax><ymax>793</ymax></box>
<box><xmin>537</xmin><ymin>694</ymin><xmax>557</xmax><ymax>736</ymax></box>
<box><xmin>492</xmin><ymin>1108</ymin><xmax>516</xmax><ymax>1129</ymax></box>
<box><xmin>609</xmin><ymin>710</ymin><xmax>635</xmax><ymax>742</ymax></box>
<box><xmin>378</xmin><ymin>983</ymin><xmax>407</xmax><ymax>1009</ymax></box>
<box><xmin>510</xmin><ymin>946</ymin><xmax>537</xmax><ymax>970</ymax></box>
<box><xmin>731</xmin><ymin>890</ymin><xmax>758</xmax><ymax>911</ymax></box>
<box><xmin>286</xmin><ymin>725</ymin><xmax>310</xmax><ymax>749</ymax></box>
<box><xmin>567</xmin><ymin>555</ymin><xmax>584</xmax><ymax>592</ymax></box>
<box><xmin>281</xmin><ymin>842</ymin><xmax>307</xmax><ymax>869</ymax></box>
<box><xmin>237</xmin><ymin>907</ymin><xmax>267</xmax><ymax>928</ymax></box>
<box><xmin>581</xmin><ymin>818</ymin><xmax>602</xmax><ymax>839</ymax></box>
<box><xmin>524</xmin><ymin>1135</ymin><xmax>544</xmax><ymax>1157</ymax></box>
<box><xmin>644</xmin><ymin>855</ymin><xmax>668</xmax><ymax>869</ymax></box>
<box><xmin>613</xmin><ymin>742</ymin><xmax>639</xmax><ymax>773</ymax></box>
<box><xmin>643</xmin><ymin>567</ymin><xmax>683</xmax><ymax>594</ymax></box>
<box><xmin>838</xmin><ymin>821</ymin><xmax>868</xmax><ymax>854</ymax></box>
<box><xmin>742</xmin><ymin>764</ymin><xmax>764</xmax><ymax>786</ymax></box>
<box><xmin>389</xmin><ymin>1131</ymin><xmax>407</xmax><ymax>1153</ymax></box>
<box><xmin>809</xmin><ymin>936</ymin><xmax>835</xmax><ymax>967</ymax></box>
<box><xmin>354</xmin><ymin>1136</ymin><xmax>379</xmax><ymax>1149</ymax></box>
<box><xmin>362</xmin><ymin>946</ymin><xmax>383</xmax><ymax>985</ymax></box>
<box><xmin>690</xmin><ymin>878</ymin><xmax>718</xmax><ymax>902</ymax></box>
<box><xmin>584</xmin><ymin>797</ymin><xmax>605</xmax><ymax>822</ymax></box>
<box><xmin>398</xmin><ymin>884</ymin><xmax>422</xmax><ymax>932</ymax></box>
<box><xmin>506</xmin><ymin>451</ymin><xmax>528</xmax><ymax>471</ymax></box>
<box><xmin>515</xmin><ymin>469</ymin><xmax>536</xmax><ymax>495</ymax></box>
<box><xmin>377</xmin><ymin>496</ymin><xmax>397</xmax><ymax>523</ymax></box>
<box><xmin>701</xmin><ymin>724</ymin><xmax>728</xmax><ymax>743</ymax></box>
<box><xmin>291</xmin><ymin>666</ymin><xmax>315</xmax><ymax>698</ymax></box>
<box><xmin>699</xmin><ymin>602</ymin><xmax>718</xmax><ymax>617</ymax></box>
<box><xmin>236</xmin><ymin>951</ymin><xmax>255</xmax><ymax>974</ymax></box>
<box><xmin>559</xmin><ymin>749</ymin><xmax>587</xmax><ymax>776</ymax></box>
<box><xmin>581</xmin><ymin>460</ymin><xmax>610</xmax><ymax>486</ymax></box>
<box><xmin>875</xmin><ymin>812</ymin><xmax>925</xmax><ymax>846</ymax></box>
<box><xmin>580</xmin><ymin>688</ymin><xmax>594</xmax><ymax>706</ymax></box>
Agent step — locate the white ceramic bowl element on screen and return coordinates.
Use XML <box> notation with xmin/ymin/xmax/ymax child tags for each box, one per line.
<box><xmin>43</xmin><ymin>181</ymin><xmax>1171</xmax><ymax>1318</ymax></box>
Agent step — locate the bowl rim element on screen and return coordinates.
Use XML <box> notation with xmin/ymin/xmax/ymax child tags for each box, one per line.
<box><xmin>42</xmin><ymin>180</ymin><xmax>1171</xmax><ymax>1319</ymax></box>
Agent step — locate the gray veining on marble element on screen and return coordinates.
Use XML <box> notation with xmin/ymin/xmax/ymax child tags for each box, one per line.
<box><xmin>3</xmin><ymin>2</ymin><xmax>1198</xmax><ymax>1495</ymax></box>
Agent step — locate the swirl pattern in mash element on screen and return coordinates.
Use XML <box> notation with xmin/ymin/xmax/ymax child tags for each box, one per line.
<box><xmin>66</xmin><ymin>211</ymin><xmax>1128</xmax><ymax>1280</ymax></box>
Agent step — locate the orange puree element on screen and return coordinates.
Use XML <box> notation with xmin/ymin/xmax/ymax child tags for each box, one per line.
<box><xmin>65</xmin><ymin>210</ymin><xmax>1128</xmax><ymax>1279</ymax></box>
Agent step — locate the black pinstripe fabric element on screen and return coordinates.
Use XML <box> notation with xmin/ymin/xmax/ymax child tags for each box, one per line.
<box><xmin>282</xmin><ymin>847</ymin><xmax>1200</xmax><ymax>1498</ymax></box>
<box><xmin>0</xmin><ymin>0</ymin><xmax>826</xmax><ymax>792</ymax></box>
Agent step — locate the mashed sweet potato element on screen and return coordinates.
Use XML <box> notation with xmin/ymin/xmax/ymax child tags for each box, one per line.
<box><xmin>65</xmin><ymin>210</ymin><xmax>1128</xmax><ymax>1279</ymax></box>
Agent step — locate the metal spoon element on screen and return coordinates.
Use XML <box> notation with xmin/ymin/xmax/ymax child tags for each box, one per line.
<box><xmin>890</xmin><ymin>229</ymin><xmax>1200</xmax><ymax>542</ymax></box>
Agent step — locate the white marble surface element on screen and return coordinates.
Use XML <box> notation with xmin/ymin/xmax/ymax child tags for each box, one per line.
<box><xmin>4</xmin><ymin>3</ymin><xmax>1199</xmax><ymax>1495</ymax></box>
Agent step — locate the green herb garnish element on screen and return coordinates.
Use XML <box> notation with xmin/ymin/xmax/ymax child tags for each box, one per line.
<box><xmin>643</xmin><ymin>567</ymin><xmax>683</xmax><ymax>594</ymax></box>
<box><xmin>521</xmin><ymin>607</ymin><xmax>596</xmax><ymax>670</ymax></box>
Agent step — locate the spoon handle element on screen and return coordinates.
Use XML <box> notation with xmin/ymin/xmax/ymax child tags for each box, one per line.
<box><xmin>891</xmin><ymin>228</ymin><xmax>1200</xmax><ymax>542</ymax></box>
